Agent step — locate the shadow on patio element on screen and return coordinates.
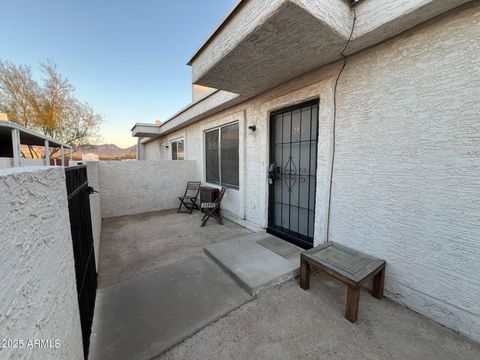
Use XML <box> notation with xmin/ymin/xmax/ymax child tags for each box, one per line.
<box><xmin>98</xmin><ymin>209</ymin><xmax>252</xmax><ymax>288</ymax></box>
<box><xmin>90</xmin><ymin>209</ymin><xmax>480</xmax><ymax>360</ymax></box>
<box><xmin>89</xmin><ymin>210</ymin><xmax>253</xmax><ymax>360</ymax></box>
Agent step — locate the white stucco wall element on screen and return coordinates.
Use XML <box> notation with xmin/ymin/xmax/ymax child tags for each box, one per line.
<box><xmin>0</xmin><ymin>158</ymin><xmax>49</xmax><ymax>168</ymax></box>
<box><xmin>0</xmin><ymin>158</ymin><xmax>13</xmax><ymax>168</ymax></box>
<box><xmin>329</xmin><ymin>4</ymin><xmax>480</xmax><ymax>342</ymax></box>
<box><xmin>142</xmin><ymin>4</ymin><xmax>480</xmax><ymax>341</ymax></box>
<box><xmin>98</xmin><ymin>160</ymin><xmax>199</xmax><ymax>218</ymax></box>
<box><xmin>0</xmin><ymin>167</ymin><xmax>83</xmax><ymax>360</ymax></box>
<box><xmin>144</xmin><ymin>141</ymin><xmax>163</xmax><ymax>160</ymax></box>
<box><xmin>157</xmin><ymin>114</ymin><xmax>249</xmax><ymax>226</ymax></box>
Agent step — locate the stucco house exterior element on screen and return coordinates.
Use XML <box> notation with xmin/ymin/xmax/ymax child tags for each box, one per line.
<box><xmin>131</xmin><ymin>0</ymin><xmax>480</xmax><ymax>342</ymax></box>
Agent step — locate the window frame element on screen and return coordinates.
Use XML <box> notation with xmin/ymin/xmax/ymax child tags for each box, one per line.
<box><xmin>170</xmin><ymin>138</ymin><xmax>185</xmax><ymax>160</ymax></box>
<box><xmin>203</xmin><ymin>121</ymin><xmax>239</xmax><ymax>189</ymax></box>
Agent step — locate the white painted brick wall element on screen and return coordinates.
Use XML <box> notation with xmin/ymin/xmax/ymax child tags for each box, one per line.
<box><xmin>0</xmin><ymin>167</ymin><xmax>83</xmax><ymax>360</ymax></box>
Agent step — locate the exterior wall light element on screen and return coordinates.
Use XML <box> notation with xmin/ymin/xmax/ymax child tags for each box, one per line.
<box><xmin>248</xmin><ymin>125</ymin><xmax>256</xmax><ymax>132</ymax></box>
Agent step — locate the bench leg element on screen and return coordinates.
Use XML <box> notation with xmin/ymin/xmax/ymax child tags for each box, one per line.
<box><xmin>300</xmin><ymin>257</ymin><xmax>310</xmax><ymax>290</ymax></box>
<box><xmin>372</xmin><ymin>266</ymin><xmax>385</xmax><ymax>299</ymax></box>
<box><xmin>345</xmin><ymin>286</ymin><xmax>360</xmax><ymax>323</ymax></box>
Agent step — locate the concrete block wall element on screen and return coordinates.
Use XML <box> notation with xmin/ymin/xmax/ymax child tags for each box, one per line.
<box><xmin>98</xmin><ymin>160</ymin><xmax>199</xmax><ymax>218</ymax></box>
<box><xmin>0</xmin><ymin>167</ymin><xmax>83</xmax><ymax>359</ymax></box>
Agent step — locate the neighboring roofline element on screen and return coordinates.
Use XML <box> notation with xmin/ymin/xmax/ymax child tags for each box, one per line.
<box><xmin>160</xmin><ymin>89</ymin><xmax>221</xmax><ymax>126</ymax></box>
<box><xmin>130</xmin><ymin>122</ymin><xmax>160</xmax><ymax>131</ymax></box>
<box><xmin>187</xmin><ymin>0</ymin><xmax>246</xmax><ymax>66</ymax></box>
<box><xmin>0</xmin><ymin>121</ymin><xmax>73</xmax><ymax>149</ymax></box>
<box><xmin>132</xmin><ymin>88</ymin><xmax>221</xmax><ymax>133</ymax></box>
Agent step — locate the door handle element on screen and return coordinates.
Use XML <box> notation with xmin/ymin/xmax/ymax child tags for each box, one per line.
<box><xmin>268</xmin><ymin>162</ymin><xmax>276</xmax><ymax>185</ymax></box>
<box><xmin>268</xmin><ymin>162</ymin><xmax>277</xmax><ymax>174</ymax></box>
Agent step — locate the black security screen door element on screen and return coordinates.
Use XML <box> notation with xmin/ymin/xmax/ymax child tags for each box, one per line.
<box><xmin>267</xmin><ymin>99</ymin><xmax>319</xmax><ymax>249</ymax></box>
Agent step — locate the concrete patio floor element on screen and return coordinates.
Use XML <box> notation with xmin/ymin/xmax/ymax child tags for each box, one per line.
<box><xmin>98</xmin><ymin>209</ymin><xmax>252</xmax><ymax>287</ymax></box>
<box><xmin>90</xmin><ymin>256</ymin><xmax>252</xmax><ymax>360</ymax></box>
<box><xmin>158</xmin><ymin>272</ymin><xmax>480</xmax><ymax>360</ymax></box>
<box><xmin>94</xmin><ymin>209</ymin><xmax>480</xmax><ymax>360</ymax></box>
<box><xmin>91</xmin><ymin>210</ymin><xmax>254</xmax><ymax>359</ymax></box>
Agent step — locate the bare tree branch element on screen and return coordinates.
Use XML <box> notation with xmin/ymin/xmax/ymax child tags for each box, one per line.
<box><xmin>0</xmin><ymin>59</ymin><xmax>103</xmax><ymax>155</ymax></box>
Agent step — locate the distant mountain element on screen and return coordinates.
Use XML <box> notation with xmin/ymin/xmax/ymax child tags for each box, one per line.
<box><xmin>20</xmin><ymin>143</ymin><xmax>136</xmax><ymax>161</ymax></box>
<box><xmin>76</xmin><ymin>143</ymin><xmax>136</xmax><ymax>156</ymax></box>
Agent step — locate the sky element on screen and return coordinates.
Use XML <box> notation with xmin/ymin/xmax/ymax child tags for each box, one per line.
<box><xmin>0</xmin><ymin>0</ymin><xmax>236</xmax><ymax>148</ymax></box>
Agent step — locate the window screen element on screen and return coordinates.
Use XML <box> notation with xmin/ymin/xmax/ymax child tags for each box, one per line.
<box><xmin>171</xmin><ymin>139</ymin><xmax>184</xmax><ymax>160</ymax></box>
<box><xmin>221</xmin><ymin>123</ymin><xmax>239</xmax><ymax>188</ymax></box>
<box><xmin>204</xmin><ymin>122</ymin><xmax>239</xmax><ymax>188</ymax></box>
<box><xmin>205</xmin><ymin>129</ymin><xmax>219</xmax><ymax>184</ymax></box>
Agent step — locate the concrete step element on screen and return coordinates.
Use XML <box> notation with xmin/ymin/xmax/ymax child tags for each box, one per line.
<box><xmin>204</xmin><ymin>232</ymin><xmax>303</xmax><ymax>295</ymax></box>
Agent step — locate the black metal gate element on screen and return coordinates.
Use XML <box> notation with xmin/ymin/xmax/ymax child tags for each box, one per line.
<box><xmin>268</xmin><ymin>99</ymin><xmax>319</xmax><ymax>249</ymax></box>
<box><xmin>65</xmin><ymin>165</ymin><xmax>97</xmax><ymax>359</ymax></box>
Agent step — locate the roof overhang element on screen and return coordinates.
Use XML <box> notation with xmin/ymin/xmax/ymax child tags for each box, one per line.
<box><xmin>0</xmin><ymin>121</ymin><xmax>72</xmax><ymax>148</ymax></box>
<box><xmin>131</xmin><ymin>123</ymin><xmax>163</xmax><ymax>138</ymax></box>
<box><xmin>189</xmin><ymin>0</ymin><xmax>353</xmax><ymax>97</ymax></box>
<box><xmin>133</xmin><ymin>0</ymin><xmax>472</xmax><ymax>143</ymax></box>
<box><xmin>189</xmin><ymin>0</ymin><xmax>472</xmax><ymax>97</ymax></box>
<box><xmin>131</xmin><ymin>90</ymin><xmax>242</xmax><ymax>140</ymax></box>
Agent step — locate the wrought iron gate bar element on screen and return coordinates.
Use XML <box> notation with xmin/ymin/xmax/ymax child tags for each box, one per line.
<box><xmin>65</xmin><ymin>165</ymin><xmax>97</xmax><ymax>360</ymax></box>
<box><xmin>307</xmin><ymin>104</ymin><xmax>313</xmax><ymax>239</ymax></box>
<box><xmin>67</xmin><ymin>180</ymin><xmax>89</xmax><ymax>200</ymax></box>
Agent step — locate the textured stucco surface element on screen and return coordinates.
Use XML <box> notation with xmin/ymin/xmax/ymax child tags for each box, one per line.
<box><xmin>349</xmin><ymin>0</ymin><xmax>472</xmax><ymax>53</ymax></box>
<box><xmin>144</xmin><ymin>141</ymin><xmax>163</xmax><ymax>161</ymax></box>
<box><xmin>0</xmin><ymin>158</ymin><xmax>13</xmax><ymax>168</ymax></box>
<box><xmin>0</xmin><ymin>167</ymin><xmax>83</xmax><ymax>359</ymax></box>
<box><xmin>190</xmin><ymin>0</ymin><xmax>471</xmax><ymax>97</ymax></box>
<box><xmin>156</xmin><ymin>112</ymin><xmax>247</xmax><ymax>223</ymax></box>
<box><xmin>98</xmin><ymin>160</ymin><xmax>199</xmax><ymax>218</ymax></box>
<box><xmin>143</xmin><ymin>4</ymin><xmax>480</xmax><ymax>342</ymax></box>
<box><xmin>0</xmin><ymin>158</ymin><xmax>47</xmax><ymax>168</ymax></box>
<box><xmin>330</xmin><ymin>4</ymin><xmax>480</xmax><ymax>342</ymax></box>
<box><xmin>192</xmin><ymin>0</ymin><xmax>347</xmax><ymax>96</ymax></box>
<box><xmin>157</xmin><ymin>90</ymin><xmax>242</xmax><ymax>136</ymax></box>
<box><xmin>191</xmin><ymin>0</ymin><xmax>283</xmax><ymax>83</ymax></box>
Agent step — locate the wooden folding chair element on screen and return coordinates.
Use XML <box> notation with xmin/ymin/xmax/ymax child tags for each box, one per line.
<box><xmin>201</xmin><ymin>186</ymin><xmax>226</xmax><ymax>227</ymax></box>
<box><xmin>177</xmin><ymin>181</ymin><xmax>201</xmax><ymax>214</ymax></box>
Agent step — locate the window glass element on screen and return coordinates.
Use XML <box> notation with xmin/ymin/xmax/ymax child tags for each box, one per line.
<box><xmin>205</xmin><ymin>130</ymin><xmax>219</xmax><ymax>184</ymax></box>
<box><xmin>204</xmin><ymin>122</ymin><xmax>239</xmax><ymax>188</ymax></box>
<box><xmin>171</xmin><ymin>139</ymin><xmax>184</xmax><ymax>160</ymax></box>
<box><xmin>220</xmin><ymin>123</ymin><xmax>239</xmax><ymax>188</ymax></box>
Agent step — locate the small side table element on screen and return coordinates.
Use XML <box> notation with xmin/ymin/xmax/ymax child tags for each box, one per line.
<box><xmin>300</xmin><ymin>242</ymin><xmax>386</xmax><ymax>323</ymax></box>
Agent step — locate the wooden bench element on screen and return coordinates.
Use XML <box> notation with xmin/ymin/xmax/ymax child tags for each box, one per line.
<box><xmin>300</xmin><ymin>242</ymin><xmax>386</xmax><ymax>323</ymax></box>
